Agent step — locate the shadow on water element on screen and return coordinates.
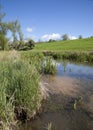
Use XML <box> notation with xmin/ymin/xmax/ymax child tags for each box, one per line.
<box><xmin>20</xmin><ymin>60</ymin><xmax>93</xmax><ymax>130</ymax></box>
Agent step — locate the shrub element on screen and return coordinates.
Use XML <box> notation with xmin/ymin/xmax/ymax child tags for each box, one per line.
<box><xmin>26</xmin><ymin>39</ymin><xmax>35</xmax><ymax>49</ymax></box>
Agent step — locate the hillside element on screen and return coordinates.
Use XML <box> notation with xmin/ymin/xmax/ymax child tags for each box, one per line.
<box><xmin>34</xmin><ymin>38</ymin><xmax>93</xmax><ymax>51</ymax></box>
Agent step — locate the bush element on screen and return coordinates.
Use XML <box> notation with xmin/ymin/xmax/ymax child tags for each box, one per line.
<box><xmin>26</xmin><ymin>39</ymin><xmax>35</xmax><ymax>49</ymax></box>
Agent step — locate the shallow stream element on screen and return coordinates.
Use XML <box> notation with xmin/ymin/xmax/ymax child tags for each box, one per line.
<box><xmin>20</xmin><ymin>60</ymin><xmax>93</xmax><ymax>130</ymax></box>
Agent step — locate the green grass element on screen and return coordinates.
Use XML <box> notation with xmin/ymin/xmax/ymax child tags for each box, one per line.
<box><xmin>43</xmin><ymin>51</ymin><xmax>93</xmax><ymax>62</ymax></box>
<box><xmin>20</xmin><ymin>51</ymin><xmax>57</xmax><ymax>75</ymax></box>
<box><xmin>43</xmin><ymin>57</ymin><xmax>56</xmax><ymax>75</ymax></box>
<box><xmin>0</xmin><ymin>51</ymin><xmax>58</xmax><ymax>129</ymax></box>
<box><xmin>34</xmin><ymin>38</ymin><xmax>93</xmax><ymax>51</ymax></box>
<box><xmin>0</xmin><ymin>51</ymin><xmax>43</xmax><ymax>129</ymax></box>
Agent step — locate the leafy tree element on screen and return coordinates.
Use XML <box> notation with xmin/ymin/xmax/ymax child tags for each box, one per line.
<box><xmin>62</xmin><ymin>34</ymin><xmax>69</xmax><ymax>40</ymax></box>
<box><xmin>0</xmin><ymin>34</ymin><xmax>8</xmax><ymax>50</ymax></box>
<box><xmin>90</xmin><ymin>36</ymin><xmax>93</xmax><ymax>38</ymax></box>
<box><xmin>15</xmin><ymin>20</ymin><xmax>23</xmax><ymax>41</ymax></box>
<box><xmin>0</xmin><ymin>5</ymin><xmax>9</xmax><ymax>50</ymax></box>
<box><xmin>48</xmin><ymin>39</ymin><xmax>56</xmax><ymax>42</ymax></box>
<box><xmin>0</xmin><ymin>5</ymin><xmax>24</xmax><ymax>50</ymax></box>
<box><xmin>8</xmin><ymin>21</ymin><xmax>17</xmax><ymax>42</ymax></box>
<box><xmin>78</xmin><ymin>35</ymin><xmax>83</xmax><ymax>39</ymax></box>
<box><xmin>8</xmin><ymin>20</ymin><xmax>24</xmax><ymax>48</ymax></box>
<box><xmin>18</xmin><ymin>39</ymin><xmax>35</xmax><ymax>51</ymax></box>
<box><xmin>27</xmin><ymin>39</ymin><xmax>35</xmax><ymax>49</ymax></box>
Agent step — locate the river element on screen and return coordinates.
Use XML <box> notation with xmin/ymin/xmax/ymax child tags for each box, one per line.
<box><xmin>20</xmin><ymin>60</ymin><xmax>93</xmax><ymax>130</ymax></box>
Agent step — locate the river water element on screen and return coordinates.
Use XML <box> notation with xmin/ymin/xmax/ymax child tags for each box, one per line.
<box><xmin>20</xmin><ymin>60</ymin><xmax>93</xmax><ymax>130</ymax></box>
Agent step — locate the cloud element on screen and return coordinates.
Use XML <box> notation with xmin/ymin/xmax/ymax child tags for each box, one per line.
<box><xmin>41</xmin><ymin>33</ymin><xmax>61</xmax><ymax>41</ymax></box>
<box><xmin>26</xmin><ymin>27</ymin><xmax>33</xmax><ymax>33</ymax></box>
<box><xmin>69</xmin><ymin>35</ymin><xmax>77</xmax><ymax>40</ymax></box>
<box><xmin>25</xmin><ymin>34</ymin><xmax>37</xmax><ymax>42</ymax></box>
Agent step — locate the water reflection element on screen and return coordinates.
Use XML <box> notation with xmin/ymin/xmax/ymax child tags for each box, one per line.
<box><xmin>57</xmin><ymin>60</ymin><xmax>93</xmax><ymax>80</ymax></box>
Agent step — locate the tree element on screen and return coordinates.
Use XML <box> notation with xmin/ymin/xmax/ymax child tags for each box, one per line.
<box><xmin>62</xmin><ymin>34</ymin><xmax>69</xmax><ymax>40</ymax></box>
<box><xmin>90</xmin><ymin>36</ymin><xmax>93</xmax><ymax>38</ymax></box>
<box><xmin>8</xmin><ymin>20</ymin><xmax>24</xmax><ymax>48</ymax></box>
<box><xmin>27</xmin><ymin>39</ymin><xmax>35</xmax><ymax>49</ymax></box>
<box><xmin>78</xmin><ymin>35</ymin><xmax>83</xmax><ymax>39</ymax></box>
<box><xmin>48</xmin><ymin>39</ymin><xmax>56</xmax><ymax>42</ymax></box>
<box><xmin>0</xmin><ymin>34</ymin><xmax>8</xmax><ymax>50</ymax></box>
<box><xmin>0</xmin><ymin>5</ymin><xmax>9</xmax><ymax>50</ymax></box>
<box><xmin>0</xmin><ymin>4</ymin><xmax>25</xmax><ymax>50</ymax></box>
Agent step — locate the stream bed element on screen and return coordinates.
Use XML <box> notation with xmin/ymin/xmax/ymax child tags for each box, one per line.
<box><xmin>20</xmin><ymin>60</ymin><xmax>93</xmax><ymax>130</ymax></box>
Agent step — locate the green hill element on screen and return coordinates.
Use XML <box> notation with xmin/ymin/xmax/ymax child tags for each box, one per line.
<box><xmin>34</xmin><ymin>38</ymin><xmax>93</xmax><ymax>51</ymax></box>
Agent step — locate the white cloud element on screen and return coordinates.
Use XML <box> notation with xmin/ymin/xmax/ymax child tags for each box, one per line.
<box><xmin>41</xmin><ymin>33</ymin><xmax>61</xmax><ymax>41</ymax></box>
<box><xmin>69</xmin><ymin>35</ymin><xmax>77</xmax><ymax>40</ymax></box>
<box><xmin>26</xmin><ymin>27</ymin><xmax>33</xmax><ymax>33</ymax></box>
<box><xmin>25</xmin><ymin>34</ymin><xmax>37</xmax><ymax>42</ymax></box>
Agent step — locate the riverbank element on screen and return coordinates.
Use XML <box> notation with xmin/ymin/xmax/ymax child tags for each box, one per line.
<box><xmin>0</xmin><ymin>51</ymin><xmax>49</xmax><ymax>130</ymax></box>
<box><xmin>43</xmin><ymin>51</ymin><xmax>93</xmax><ymax>62</ymax></box>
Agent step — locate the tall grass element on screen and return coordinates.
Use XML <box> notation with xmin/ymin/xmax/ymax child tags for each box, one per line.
<box><xmin>0</xmin><ymin>57</ymin><xmax>14</xmax><ymax>129</ymax></box>
<box><xmin>43</xmin><ymin>51</ymin><xmax>93</xmax><ymax>63</ymax></box>
<box><xmin>0</xmin><ymin>51</ymin><xmax>42</xmax><ymax>129</ymax></box>
<box><xmin>20</xmin><ymin>51</ymin><xmax>44</xmax><ymax>73</ymax></box>
<box><xmin>43</xmin><ymin>57</ymin><xmax>56</xmax><ymax>75</ymax></box>
<box><xmin>21</xmin><ymin>51</ymin><xmax>57</xmax><ymax>75</ymax></box>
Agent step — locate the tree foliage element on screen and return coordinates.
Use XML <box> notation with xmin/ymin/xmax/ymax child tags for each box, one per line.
<box><xmin>62</xmin><ymin>34</ymin><xmax>69</xmax><ymax>40</ymax></box>
<box><xmin>0</xmin><ymin>34</ymin><xmax>8</xmax><ymax>50</ymax></box>
<box><xmin>0</xmin><ymin>5</ymin><xmax>24</xmax><ymax>50</ymax></box>
<box><xmin>19</xmin><ymin>39</ymin><xmax>35</xmax><ymax>51</ymax></box>
<box><xmin>78</xmin><ymin>35</ymin><xmax>83</xmax><ymax>39</ymax></box>
<box><xmin>0</xmin><ymin>5</ymin><xmax>8</xmax><ymax>50</ymax></box>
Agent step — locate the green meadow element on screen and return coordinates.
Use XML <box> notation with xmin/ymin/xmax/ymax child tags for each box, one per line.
<box><xmin>34</xmin><ymin>38</ymin><xmax>93</xmax><ymax>51</ymax></box>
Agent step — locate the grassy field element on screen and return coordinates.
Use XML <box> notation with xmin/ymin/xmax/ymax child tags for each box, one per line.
<box><xmin>34</xmin><ymin>38</ymin><xmax>93</xmax><ymax>51</ymax></box>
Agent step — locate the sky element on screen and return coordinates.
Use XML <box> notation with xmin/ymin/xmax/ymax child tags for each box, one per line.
<box><xmin>0</xmin><ymin>0</ymin><xmax>93</xmax><ymax>41</ymax></box>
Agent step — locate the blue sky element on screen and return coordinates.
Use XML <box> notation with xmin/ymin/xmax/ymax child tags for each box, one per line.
<box><xmin>1</xmin><ymin>0</ymin><xmax>93</xmax><ymax>41</ymax></box>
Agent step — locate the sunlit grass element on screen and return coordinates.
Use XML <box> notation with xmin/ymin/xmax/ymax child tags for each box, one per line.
<box><xmin>34</xmin><ymin>38</ymin><xmax>93</xmax><ymax>51</ymax></box>
<box><xmin>0</xmin><ymin>51</ymin><xmax>43</xmax><ymax>129</ymax></box>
